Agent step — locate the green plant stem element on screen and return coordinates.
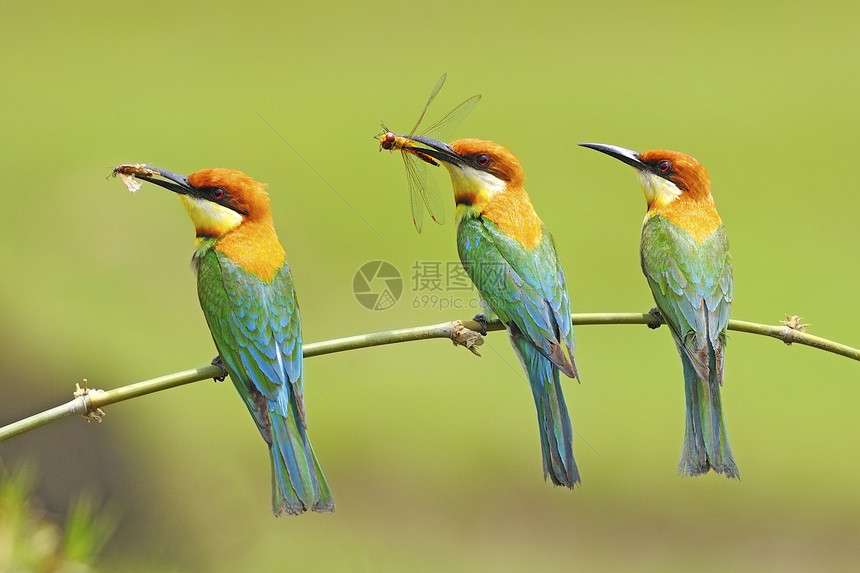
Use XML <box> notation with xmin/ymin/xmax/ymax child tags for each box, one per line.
<box><xmin>0</xmin><ymin>312</ymin><xmax>856</xmax><ymax>443</ymax></box>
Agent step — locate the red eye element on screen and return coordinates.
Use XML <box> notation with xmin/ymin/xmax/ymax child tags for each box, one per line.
<box><xmin>212</xmin><ymin>188</ymin><xmax>225</xmax><ymax>199</ymax></box>
<box><xmin>476</xmin><ymin>154</ymin><xmax>490</xmax><ymax>167</ymax></box>
<box><xmin>658</xmin><ymin>160</ymin><xmax>672</xmax><ymax>173</ymax></box>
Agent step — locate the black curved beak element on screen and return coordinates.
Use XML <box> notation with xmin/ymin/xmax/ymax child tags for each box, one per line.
<box><xmin>579</xmin><ymin>143</ymin><xmax>646</xmax><ymax>171</ymax></box>
<box><xmin>402</xmin><ymin>135</ymin><xmax>466</xmax><ymax>168</ymax></box>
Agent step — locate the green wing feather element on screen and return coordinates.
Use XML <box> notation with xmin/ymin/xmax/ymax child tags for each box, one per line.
<box><xmin>641</xmin><ymin>215</ymin><xmax>737</xmax><ymax>477</ymax></box>
<box><xmin>457</xmin><ymin>217</ymin><xmax>577</xmax><ymax>377</ymax></box>
<box><xmin>194</xmin><ymin>244</ymin><xmax>332</xmax><ymax>514</ymax></box>
<box><xmin>640</xmin><ymin>215</ymin><xmax>732</xmax><ymax>379</ymax></box>
<box><xmin>457</xmin><ymin>215</ymin><xmax>580</xmax><ymax>487</ymax></box>
<box><xmin>195</xmin><ymin>248</ymin><xmax>303</xmax><ymax>426</ymax></box>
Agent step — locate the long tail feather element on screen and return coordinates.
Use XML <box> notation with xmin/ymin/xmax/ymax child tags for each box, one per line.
<box><xmin>512</xmin><ymin>335</ymin><xmax>580</xmax><ymax>487</ymax></box>
<box><xmin>678</xmin><ymin>353</ymin><xmax>738</xmax><ymax>478</ymax></box>
<box><xmin>268</xmin><ymin>402</ymin><xmax>334</xmax><ymax>516</ymax></box>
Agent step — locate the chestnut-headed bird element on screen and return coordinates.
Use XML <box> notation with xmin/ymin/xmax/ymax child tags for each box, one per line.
<box><xmin>579</xmin><ymin>144</ymin><xmax>738</xmax><ymax>478</ymax></box>
<box><xmin>394</xmin><ymin>137</ymin><xmax>580</xmax><ymax>487</ymax></box>
<box><xmin>119</xmin><ymin>165</ymin><xmax>334</xmax><ymax>514</ymax></box>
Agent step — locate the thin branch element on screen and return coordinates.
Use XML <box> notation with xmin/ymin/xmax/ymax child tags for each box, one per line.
<box><xmin>1</xmin><ymin>312</ymin><xmax>856</xmax><ymax>443</ymax></box>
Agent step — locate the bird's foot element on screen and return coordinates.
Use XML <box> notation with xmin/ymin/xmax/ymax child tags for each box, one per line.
<box><xmin>647</xmin><ymin>307</ymin><xmax>664</xmax><ymax>330</ymax></box>
<box><xmin>211</xmin><ymin>355</ymin><xmax>227</xmax><ymax>382</ymax></box>
<box><xmin>472</xmin><ymin>313</ymin><xmax>489</xmax><ymax>336</ymax></box>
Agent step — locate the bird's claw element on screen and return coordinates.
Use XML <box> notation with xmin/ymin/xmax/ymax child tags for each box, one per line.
<box><xmin>472</xmin><ymin>313</ymin><xmax>489</xmax><ymax>336</ymax></box>
<box><xmin>211</xmin><ymin>355</ymin><xmax>227</xmax><ymax>382</ymax></box>
<box><xmin>647</xmin><ymin>307</ymin><xmax>664</xmax><ymax>330</ymax></box>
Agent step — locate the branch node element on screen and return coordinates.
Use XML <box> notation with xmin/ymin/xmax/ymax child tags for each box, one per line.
<box><xmin>779</xmin><ymin>314</ymin><xmax>809</xmax><ymax>346</ymax></box>
<box><xmin>451</xmin><ymin>320</ymin><xmax>485</xmax><ymax>356</ymax></box>
<box><xmin>74</xmin><ymin>380</ymin><xmax>106</xmax><ymax>423</ymax></box>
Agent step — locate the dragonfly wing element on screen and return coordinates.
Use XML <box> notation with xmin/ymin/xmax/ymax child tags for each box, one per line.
<box><xmin>402</xmin><ymin>150</ymin><xmax>428</xmax><ymax>232</ymax></box>
<box><xmin>406</xmin><ymin>92</ymin><xmax>482</xmax><ymax>230</ymax></box>
<box><xmin>403</xmin><ymin>148</ymin><xmax>446</xmax><ymax>229</ymax></box>
<box><xmin>387</xmin><ymin>75</ymin><xmax>481</xmax><ymax>232</ymax></box>
<box><xmin>419</xmin><ymin>165</ymin><xmax>446</xmax><ymax>226</ymax></box>
<box><xmin>422</xmin><ymin>94</ymin><xmax>481</xmax><ymax>144</ymax></box>
<box><xmin>409</xmin><ymin>73</ymin><xmax>447</xmax><ymax>135</ymax></box>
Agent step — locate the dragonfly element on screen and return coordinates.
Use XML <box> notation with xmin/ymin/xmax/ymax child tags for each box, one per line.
<box><xmin>378</xmin><ymin>74</ymin><xmax>481</xmax><ymax>232</ymax></box>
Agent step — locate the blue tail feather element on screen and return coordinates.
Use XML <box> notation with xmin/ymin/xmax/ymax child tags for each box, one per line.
<box><xmin>512</xmin><ymin>335</ymin><xmax>580</xmax><ymax>488</ymax></box>
<box><xmin>268</xmin><ymin>402</ymin><xmax>334</xmax><ymax>516</ymax></box>
<box><xmin>679</xmin><ymin>354</ymin><xmax>738</xmax><ymax>478</ymax></box>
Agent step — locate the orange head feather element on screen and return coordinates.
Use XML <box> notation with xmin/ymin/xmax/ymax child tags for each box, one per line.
<box><xmin>637</xmin><ymin>150</ymin><xmax>712</xmax><ymax>205</ymax></box>
<box><xmin>449</xmin><ymin>138</ymin><xmax>526</xmax><ymax>190</ymax></box>
<box><xmin>186</xmin><ymin>169</ymin><xmax>285</xmax><ymax>282</ymax></box>
<box><xmin>126</xmin><ymin>165</ymin><xmax>286</xmax><ymax>281</ymax></box>
<box><xmin>580</xmin><ymin>143</ymin><xmax>721</xmax><ymax>241</ymax></box>
<box><xmin>187</xmin><ymin>168</ymin><xmax>274</xmax><ymax>225</ymax></box>
<box><xmin>405</xmin><ymin>137</ymin><xmax>543</xmax><ymax>249</ymax></box>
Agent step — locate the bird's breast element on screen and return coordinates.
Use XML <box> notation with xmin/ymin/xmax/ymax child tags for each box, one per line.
<box><xmin>215</xmin><ymin>221</ymin><xmax>286</xmax><ymax>283</ymax></box>
<box><xmin>478</xmin><ymin>187</ymin><xmax>543</xmax><ymax>250</ymax></box>
<box><xmin>646</xmin><ymin>199</ymin><xmax>722</xmax><ymax>244</ymax></box>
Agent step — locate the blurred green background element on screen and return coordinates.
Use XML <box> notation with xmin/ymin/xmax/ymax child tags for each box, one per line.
<box><xmin>1</xmin><ymin>0</ymin><xmax>858</xmax><ymax>570</ymax></box>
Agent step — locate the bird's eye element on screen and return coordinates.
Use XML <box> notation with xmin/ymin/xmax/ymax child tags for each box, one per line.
<box><xmin>658</xmin><ymin>160</ymin><xmax>672</xmax><ymax>174</ymax></box>
<box><xmin>476</xmin><ymin>154</ymin><xmax>490</xmax><ymax>167</ymax></box>
<box><xmin>212</xmin><ymin>188</ymin><xmax>225</xmax><ymax>200</ymax></box>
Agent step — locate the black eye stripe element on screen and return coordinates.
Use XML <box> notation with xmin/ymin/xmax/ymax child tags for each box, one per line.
<box><xmin>191</xmin><ymin>186</ymin><xmax>249</xmax><ymax>216</ymax></box>
<box><xmin>197</xmin><ymin>186</ymin><xmax>226</xmax><ymax>200</ymax></box>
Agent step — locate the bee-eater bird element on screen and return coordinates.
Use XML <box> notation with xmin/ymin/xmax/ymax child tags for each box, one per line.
<box><xmin>120</xmin><ymin>165</ymin><xmax>334</xmax><ymax>514</ymax></box>
<box><xmin>579</xmin><ymin>143</ymin><xmax>738</xmax><ymax>478</ymax></box>
<box><xmin>395</xmin><ymin>136</ymin><xmax>580</xmax><ymax>487</ymax></box>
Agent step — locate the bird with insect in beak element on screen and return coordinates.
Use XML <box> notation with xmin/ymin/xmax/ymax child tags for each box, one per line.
<box><xmin>113</xmin><ymin>164</ymin><xmax>334</xmax><ymax>515</ymax></box>
<box><xmin>579</xmin><ymin>143</ymin><xmax>738</xmax><ymax>478</ymax></box>
<box><xmin>388</xmin><ymin>136</ymin><xmax>581</xmax><ymax>488</ymax></box>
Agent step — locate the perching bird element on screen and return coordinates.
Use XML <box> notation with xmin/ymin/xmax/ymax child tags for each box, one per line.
<box><xmin>395</xmin><ymin>137</ymin><xmax>580</xmax><ymax>487</ymax></box>
<box><xmin>579</xmin><ymin>143</ymin><xmax>737</xmax><ymax>478</ymax></box>
<box><xmin>120</xmin><ymin>165</ymin><xmax>334</xmax><ymax>514</ymax></box>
